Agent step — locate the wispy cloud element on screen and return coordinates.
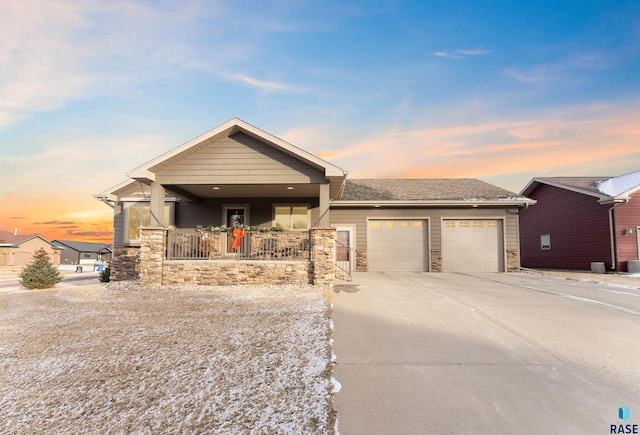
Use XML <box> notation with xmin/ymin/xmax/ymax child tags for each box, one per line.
<box><xmin>0</xmin><ymin>1</ymin><xmax>242</xmax><ymax>128</ymax></box>
<box><xmin>226</xmin><ymin>74</ymin><xmax>307</xmax><ymax>93</ymax></box>
<box><xmin>433</xmin><ymin>48</ymin><xmax>493</xmax><ymax>59</ymax></box>
<box><xmin>506</xmin><ymin>52</ymin><xmax>610</xmax><ymax>84</ymax></box>
<box><xmin>317</xmin><ymin>101</ymin><xmax>640</xmax><ymax>191</ymax></box>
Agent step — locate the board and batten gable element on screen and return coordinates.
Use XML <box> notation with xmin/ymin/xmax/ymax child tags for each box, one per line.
<box><xmin>519</xmin><ymin>183</ymin><xmax>611</xmax><ymax>270</ymax></box>
<box><xmin>153</xmin><ymin>132</ymin><xmax>326</xmax><ymax>185</ymax></box>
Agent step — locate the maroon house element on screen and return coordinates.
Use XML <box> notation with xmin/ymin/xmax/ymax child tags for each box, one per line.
<box><xmin>519</xmin><ymin>171</ymin><xmax>640</xmax><ymax>272</ymax></box>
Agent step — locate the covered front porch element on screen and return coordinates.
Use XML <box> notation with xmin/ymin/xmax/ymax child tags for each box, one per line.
<box><xmin>138</xmin><ymin>227</ymin><xmax>337</xmax><ymax>287</ymax></box>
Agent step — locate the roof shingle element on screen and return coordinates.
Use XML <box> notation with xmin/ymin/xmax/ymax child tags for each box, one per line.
<box><xmin>340</xmin><ymin>179</ymin><xmax>525</xmax><ymax>201</ymax></box>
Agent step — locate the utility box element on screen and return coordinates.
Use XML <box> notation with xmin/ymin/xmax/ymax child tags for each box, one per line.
<box><xmin>590</xmin><ymin>262</ymin><xmax>606</xmax><ymax>274</ymax></box>
<box><xmin>628</xmin><ymin>260</ymin><xmax>640</xmax><ymax>273</ymax></box>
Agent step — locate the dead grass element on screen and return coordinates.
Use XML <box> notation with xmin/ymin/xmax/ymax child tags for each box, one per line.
<box><xmin>0</xmin><ymin>282</ymin><xmax>336</xmax><ymax>433</ymax></box>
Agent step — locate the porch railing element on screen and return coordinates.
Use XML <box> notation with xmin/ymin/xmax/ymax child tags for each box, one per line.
<box><xmin>166</xmin><ymin>230</ymin><xmax>311</xmax><ymax>261</ymax></box>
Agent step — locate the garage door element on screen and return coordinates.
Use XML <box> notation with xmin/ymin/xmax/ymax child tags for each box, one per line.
<box><xmin>369</xmin><ymin>220</ymin><xmax>427</xmax><ymax>272</ymax></box>
<box><xmin>442</xmin><ymin>219</ymin><xmax>503</xmax><ymax>272</ymax></box>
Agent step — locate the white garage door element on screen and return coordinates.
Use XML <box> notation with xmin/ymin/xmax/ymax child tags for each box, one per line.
<box><xmin>369</xmin><ymin>220</ymin><xmax>427</xmax><ymax>272</ymax></box>
<box><xmin>442</xmin><ymin>220</ymin><xmax>503</xmax><ymax>272</ymax></box>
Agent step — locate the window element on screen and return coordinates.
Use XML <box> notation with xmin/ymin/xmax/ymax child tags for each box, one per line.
<box><xmin>83</xmin><ymin>253</ymin><xmax>91</xmax><ymax>258</ymax></box>
<box><xmin>274</xmin><ymin>205</ymin><xmax>309</xmax><ymax>230</ymax></box>
<box><xmin>540</xmin><ymin>234</ymin><xmax>551</xmax><ymax>250</ymax></box>
<box><xmin>125</xmin><ymin>203</ymin><xmax>171</xmax><ymax>243</ymax></box>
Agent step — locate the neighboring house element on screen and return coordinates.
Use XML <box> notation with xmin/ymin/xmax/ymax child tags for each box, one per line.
<box><xmin>52</xmin><ymin>240</ymin><xmax>112</xmax><ymax>265</ymax></box>
<box><xmin>0</xmin><ymin>229</ymin><xmax>62</xmax><ymax>266</ymax></box>
<box><xmin>519</xmin><ymin>171</ymin><xmax>640</xmax><ymax>272</ymax></box>
<box><xmin>95</xmin><ymin>118</ymin><xmax>534</xmax><ymax>286</ymax></box>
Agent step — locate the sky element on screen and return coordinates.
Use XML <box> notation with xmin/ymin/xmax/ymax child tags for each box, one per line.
<box><xmin>1</xmin><ymin>0</ymin><xmax>639</xmax><ymax>244</ymax></box>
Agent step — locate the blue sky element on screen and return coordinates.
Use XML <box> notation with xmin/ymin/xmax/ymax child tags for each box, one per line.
<box><xmin>1</xmin><ymin>0</ymin><xmax>639</xmax><ymax>241</ymax></box>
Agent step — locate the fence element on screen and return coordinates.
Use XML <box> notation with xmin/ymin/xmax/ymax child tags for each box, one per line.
<box><xmin>166</xmin><ymin>230</ymin><xmax>311</xmax><ymax>261</ymax></box>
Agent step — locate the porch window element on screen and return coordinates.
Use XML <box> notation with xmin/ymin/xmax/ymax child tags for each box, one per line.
<box><xmin>274</xmin><ymin>205</ymin><xmax>309</xmax><ymax>230</ymax></box>
<box><xmin>125</xmin><ymin>204</ymin><xmax>172</xmax><ymax>243</ymax></box>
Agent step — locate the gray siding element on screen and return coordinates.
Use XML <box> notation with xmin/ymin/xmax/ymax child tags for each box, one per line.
<box><xmin>155</xmin><ymin>132</ymin><xmax>326</xmax><ymax>184</ymax></box>
<box><xmin>329</xmin><ymin>207</ymin><xmax>520</xmax><ymax>250</ymax></box>
<box><xmin>114</xmin><ymin>203</ymin><xmax>125</xmax><ymax>247</ymax></box>
<box><xmin>176</xmin><ymin>198</ymin><xmax>320</xmax><ymax>229</ymax></box>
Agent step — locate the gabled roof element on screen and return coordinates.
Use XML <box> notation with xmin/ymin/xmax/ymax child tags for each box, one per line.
<box><xmin>0</xmin><ymin>230</ymin><xmax>62</xmax><ymax>249</ymax></box>
<box><xmin>520</xmin><ymin>170</ymin><xmax>640</xmax><ymax>203</ymax></box>
<box><xmin>334</xmin><ymin>179</ymin><xmax>534</xmax><ymax>206</ymax></box>
<box><xmin>127</xmin><ymin>118</ymin><xmax>346</xmax><ymax>181</ymax></box>
<box><xmin>52</xmin><ymin>240</ymin><xmax>112</xmax><ymax>253</ymax></box>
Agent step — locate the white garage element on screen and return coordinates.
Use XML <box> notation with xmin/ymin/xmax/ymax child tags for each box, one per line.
<box><xmin>368</xmin><ymin>219</ymin><xmax>428</xmax><ymax>272</ymax></box>
<box><xmin>442</xmin><ymin>219</ymin><xmax>504</xmax><ymax>272</ymax></box>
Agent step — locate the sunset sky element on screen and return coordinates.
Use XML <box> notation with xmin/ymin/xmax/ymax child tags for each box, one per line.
<box><xmin>1</xmin><ymin>0</ymin><xmax>639</xmax><ymax>244</ymax></box>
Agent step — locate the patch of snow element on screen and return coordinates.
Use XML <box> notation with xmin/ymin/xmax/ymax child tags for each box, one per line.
<box><xmin>0</xmin><ymin>283</ymin><xmax>335</xmax><ymax>433</ymax></box>
<box><xmin>596</xmin><ymin>170</ymin><xmax>640</xmax><ymax>196</ymax></box>
<box><xmin>331</xmin><ymin>377</ymin><xmax>342</xmax><ymax>393</ymax></box>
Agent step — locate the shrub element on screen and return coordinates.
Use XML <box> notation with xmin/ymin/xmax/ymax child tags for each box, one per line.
<box><xmin>99</xmin><ymin>264</ymin><xmax>111</xmax><ymax>282</ymax></box>
<box><xmin>19</xmin><ymin>248</ymin><xmax>63</xmax><ymax>289</ymax></box>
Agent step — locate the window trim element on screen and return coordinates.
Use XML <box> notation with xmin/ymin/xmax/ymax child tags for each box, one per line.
<box><xmin>540</xmin><ymin>234</ymin><xmax>551</xmax><ymax>250</ymax></box>
<box><xmin>123</xmin><ymin>201</ymin><xmax>174</xmax><ymax>245</ymax></box>
<box><xmin>273</xmin><ymin>204</ymin><xmax>310</xmax><ymax>231</ymax></box>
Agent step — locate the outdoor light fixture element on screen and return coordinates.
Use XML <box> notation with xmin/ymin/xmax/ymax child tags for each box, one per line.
<box><xmin>287</xmin><ymin>186</ymin><xmax>295</xmax><ymax>190</ymax></box>
<box><xmin>624</xmin><ymin>227</ymin><xmax>633</xmax><ymax>235</ymax></box>
<box><xmin>212</xmin><ymin>186</ymin><xmax>220</xmax><ymax>190</ymax></box>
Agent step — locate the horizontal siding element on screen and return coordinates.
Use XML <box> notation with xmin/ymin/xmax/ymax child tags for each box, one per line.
<box><xmin>519</xmin><ymin>184</ymin><xmax>611</xmax><ymax>270</ymax></box>
<box><xmin>176</xmin><ymin>198</ymin><xmax>320</xmax><ymax>229</ymax></box>
<box><xmin>329</xmin><ymin>207</ymin><xmax>515</xmax><ymax>250</ymax></box>
<box><xmin>155</xmin><ymin>132</ymin><xmax>325</xmax><ymax>184</ymax></box>
<box><xmin>113</xmin><ymin>204</ymin><xmax>124</xmax><ymax>247</ymax></box>
<box><xmin>614</xmin><ymin>192</ymin><xmax>640</xmax><ymax>269</ymax></box>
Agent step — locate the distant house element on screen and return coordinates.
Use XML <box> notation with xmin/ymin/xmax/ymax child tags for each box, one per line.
<box><xmin>519</xmin><ymin>171</ymin><xmax>640</xmax><ymax>272</ymax></box>
<box><xmin>0</xmin><ymin>229</ymin><xmax>62</xmax><ymax>267</ymax></box>
<box><xmin>95</xmin><ymin>118</ymin><xmax>534</xmax><ymax>286</ymax></box>
<box><xmin>52</xmin><ymin>240</ymin><xmax>112</xmax><ymax>265</ymax></box>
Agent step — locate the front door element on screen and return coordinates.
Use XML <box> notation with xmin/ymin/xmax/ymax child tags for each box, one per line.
<box><xmin>223</xmin><ymin>205</ymin><xmax>248</xmax><ymax>254</ymax></box>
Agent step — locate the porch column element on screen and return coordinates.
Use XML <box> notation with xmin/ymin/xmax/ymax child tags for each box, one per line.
<box><xmin>318</xmin><ymin>183</ymin><xmax>330</xmax><ymax>227</ymax></box>
<box><xmin>139</xmin><ymin>227</ymin><xmax>167</xmax><ymax>286</ymax></box>
<box><xmin>311</xmin><ymin>228</ymin><xmax>336</xmax><ymax>288</ymax></box>
<box><xmin>150</xmin><ymin>182</ymin><xmax>166</xmax><ymax>227</ymax></box>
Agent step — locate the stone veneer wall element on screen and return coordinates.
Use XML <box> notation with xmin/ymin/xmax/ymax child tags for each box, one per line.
<box><xmin>506</xmin><ymin>249</ymin><xmax>520</xmax><ymax>272</ymax></box>
<box><xmin>139</xmin><ymin>227</ymin><xmax>167</xmax><ymax>286</ymax></box>
<box><xmin>163</xmin><ymin>261</ymin><xmax>310</xmax><ymax>286</ymax></box>
<box><xmin>355</xmin><ymin>249</ymin><xmax>367</xmax><ymax>272</ymax></box>
<box><xmin>430</xmin><ymin>250</ymin><xmax>442</xmax><ymax>272</ymax></box>
<box><xmin>111</xmin><ymin>246</ymin><xmax>141</xmax><ymax>281</ymax></box>
<box><xmin>138</xmin><ymin>227</ymin><xmax>335</xmax><ymax>287</ymax></box>
<box><xmin>310</xmin><ymin>228</ymin><xmax>336</xmax><ymax>288</ymax></box>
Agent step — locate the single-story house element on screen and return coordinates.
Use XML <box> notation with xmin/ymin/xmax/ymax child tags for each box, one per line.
<box><xmin>519</xmin><ymin>171</ymin><xmax>640</xmax><ymax>272</ymax></box>
<box><xmin>52</xmin><ymin>240</ymin><xmax>112</xmax><ymax>265</ymax></box>
<box><xmin>95</xmin><ymin>118</ymin><xmax>534</xmax><ymax>286</ymax></box>
<box><xmin>0</xmin><ymin>229</ymin><xmax>62</xmax><ymax>267</ymax></box>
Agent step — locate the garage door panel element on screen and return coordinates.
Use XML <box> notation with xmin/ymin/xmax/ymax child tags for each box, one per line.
<box><xmin>442</xmin><ymin>219</ymin><xmax>503</xmax><ymax>272</ymax></box>
<box><xmin>369</xmin><ymin>219</ymin><xmax>427</xmax><ymax>272</ymax></box>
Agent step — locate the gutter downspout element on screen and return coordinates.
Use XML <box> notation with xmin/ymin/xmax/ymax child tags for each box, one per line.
<box><xmin>608</xmin><ymin>200</ymin><xmax>628</xmax><ymax>270</ymax></box>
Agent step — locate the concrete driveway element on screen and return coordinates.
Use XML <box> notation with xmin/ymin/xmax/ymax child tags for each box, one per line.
<box><xmin>332</xmin><ymin>272</ymin><xmax>640</xmax><ymax>434</ymax></box>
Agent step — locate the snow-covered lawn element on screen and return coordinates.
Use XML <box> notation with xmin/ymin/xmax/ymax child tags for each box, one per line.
<box><xmin>0</xmin><ymin>282</ymin><xmax>336</xmax><ymax>433</ymax></box>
